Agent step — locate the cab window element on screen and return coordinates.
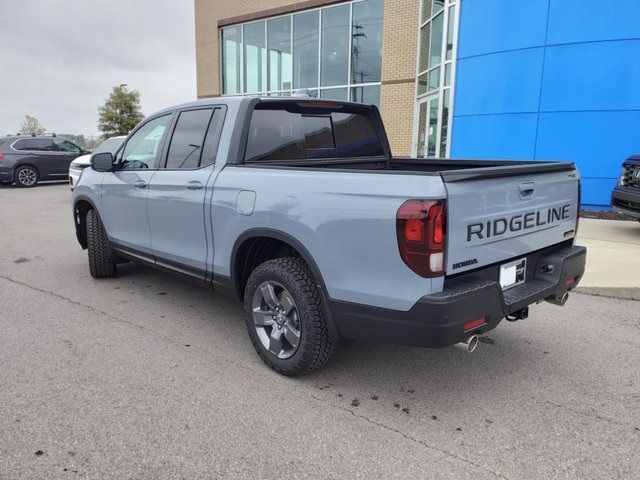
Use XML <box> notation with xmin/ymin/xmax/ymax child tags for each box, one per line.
<box><xmin>119</xmin><ymin>115</ymin><xmax>171</xmax><ymax>169</ymax></box>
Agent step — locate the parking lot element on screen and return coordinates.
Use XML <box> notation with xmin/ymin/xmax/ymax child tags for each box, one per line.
<box><xmin>0</xmin><ymin>183</ymin><xmax>638</xmax><ymax>479</ymax></box>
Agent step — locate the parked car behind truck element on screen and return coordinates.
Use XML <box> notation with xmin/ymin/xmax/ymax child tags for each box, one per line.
<box><xmin>612</xmin><ymin>155</ymin><xmax>640</xmax><ymax>222</ymax></box>
<box><xmin>69</xmin><ymin>136</ymin><xmax>124</xmax><ymax>190</ymax></box>
<box><xmin>71</xmin><ymin>95</ymin><xmax>586</xmax><ymax>375</ymax></box>
<box><xmin>0</xmin><ymin>135</ymin><xmax>86</xmax><ymax>187</ymax></box>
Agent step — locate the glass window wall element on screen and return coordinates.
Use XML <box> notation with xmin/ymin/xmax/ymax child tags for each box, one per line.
<box><xmin>221</xmin><ymin>0</ymin><xmax>383</xmax><ymax>108</ymax></box>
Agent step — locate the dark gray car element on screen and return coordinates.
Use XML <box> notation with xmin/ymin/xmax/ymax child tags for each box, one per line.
<box><xmin>0</xmin><ymin>135</ymin><xmax>87</xmax><ymax>187</ymax></box>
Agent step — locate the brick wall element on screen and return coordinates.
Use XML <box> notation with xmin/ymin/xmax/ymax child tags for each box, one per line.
<box><xmin>195</xmin><ymin>0</ymin><xmax>418</xmax><ymax>155</ymax></box>
<box><xmin>379</xmin><ymin>0</ymin><xmax>419</xmax><ymax>156</ymax></box>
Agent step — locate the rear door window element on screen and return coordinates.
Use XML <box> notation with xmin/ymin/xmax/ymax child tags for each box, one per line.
<box><xmin>13</xmin><ymin>138</ymin><xmax>54</xmax><ymax>151</ymax></box>
<box><xmin>165</xmin><ymin>108</ymin><xmax>213</xmax><ymax>169</ymax></box>
<box><xmin>244</xmin><ymin>103</ymin><xmax>384</xmax><ymax>162</ymax></box>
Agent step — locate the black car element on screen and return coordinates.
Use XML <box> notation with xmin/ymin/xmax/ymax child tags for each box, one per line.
<box><xmin>0</xmin><ymin>135</ymin><xmax>87</xmax><ymax>187</ymax></box>
<box><xmin>612</xmin><ymin>155</ymin><xmax>640</xmax><ymax>222</ymax></box>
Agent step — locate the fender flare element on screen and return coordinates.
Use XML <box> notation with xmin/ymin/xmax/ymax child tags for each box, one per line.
<box><xmin>72</xmin><ymin>195</ymin><xmax>99</xmax><ymax>249</ymax></box>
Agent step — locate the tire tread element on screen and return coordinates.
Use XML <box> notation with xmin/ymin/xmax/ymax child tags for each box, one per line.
<box><xmin>244</xmin><ymin>257</ymin><xmax>335</xmax><ymax>376</ymax></box>
<box><xmin>86</xmin><ymin>209</ymin><xmax>117</xmax><ymax>279</ymax></box>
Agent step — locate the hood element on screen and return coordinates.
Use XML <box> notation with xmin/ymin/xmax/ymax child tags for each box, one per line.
<box><xmin>71</xmin><ymin>154</ymin><xmax>91</xmax><ymax>166</ymax></box>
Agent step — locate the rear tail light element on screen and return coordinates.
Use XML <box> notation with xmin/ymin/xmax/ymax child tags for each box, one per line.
<box><xmin>0</xmin><ymin>151</ymin><xmax>4</xmax><ymax>160</ymax></box>
<box><xmin>396</xmin><ymin>199</ymin><xmax>446</xmax><ymax>277</ymax></box>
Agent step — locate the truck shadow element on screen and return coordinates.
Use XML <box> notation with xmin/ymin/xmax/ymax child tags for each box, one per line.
<box><xmin>118</xmin><ymin>262</ymin><xmax>545</xmax><ymax>404</ymax></box>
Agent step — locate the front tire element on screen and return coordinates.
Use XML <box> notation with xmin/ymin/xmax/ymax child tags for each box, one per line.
<box><xmin>86</xmin><ymin>209</ymin><xmax>117</xmax><ymax>279</ymax></box>
<box><xmin>14</xmin><ymin>166</ymin><xmax>39</xmax><ymax>188</ymax></box>
<box><xmin>244</xmin><ymin>257</ymin><xmax>335</xmax><ymax>376</ymax></box>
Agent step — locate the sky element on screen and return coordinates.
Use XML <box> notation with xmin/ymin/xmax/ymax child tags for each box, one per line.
<box><xmin>0</xmin><ymin>0</ymin><xmax>197</xmax><ymax>138</ymax></box>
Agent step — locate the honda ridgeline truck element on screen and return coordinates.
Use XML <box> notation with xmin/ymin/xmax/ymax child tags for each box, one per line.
<box><xmin>71</xmin><ymin>95</ymin><xmax>586</xmax><ymax>375</ymax></box>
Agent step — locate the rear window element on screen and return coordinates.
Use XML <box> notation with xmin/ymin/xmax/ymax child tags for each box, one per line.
<box><xmin>12</xmin><ymin>138</ymin><xmax>54</xmax><ymax>151</ymax></box>
<box><xmin>244</xmin><ymin>103</ymin><xmax>384</xmax><ymax>162</ymax></box>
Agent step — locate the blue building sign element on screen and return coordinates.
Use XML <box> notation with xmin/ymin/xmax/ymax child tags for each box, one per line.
<box><xmin>450</xmin><ymin>0</ymin><xmax>640</xmax><ymax>207</ymax></box>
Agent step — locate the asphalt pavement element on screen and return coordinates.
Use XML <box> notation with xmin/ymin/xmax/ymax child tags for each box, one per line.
<box><xmin>0</xmin><ymin>183</ymin><xmax>638</xmax><ymax>479</ymax></box>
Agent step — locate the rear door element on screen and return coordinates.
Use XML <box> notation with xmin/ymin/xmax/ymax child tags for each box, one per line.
<box><xmin>100</xmin><ymin>114</ymin><xmax>173</xmax><ymax>255</ymax></box>
<box><xmin>444</xmin><ymin>166</ymin><xmax>580</xmax><ymax>275</ymax></box>
<box><xmin>11</xmin><ymin>138</ymin><xmax>56</xmax><ymax>177</ymax></box>
<box><xmin>146</xmin><ymin>106</ymin><xmax>225</xmax><ymax>277</ymax></box>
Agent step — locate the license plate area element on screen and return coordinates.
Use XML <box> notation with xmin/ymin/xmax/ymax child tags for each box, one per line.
<box><xmin>500</xmin><ymin>258</ymin><xmax>527</xmax><ymax>290</ymax></box>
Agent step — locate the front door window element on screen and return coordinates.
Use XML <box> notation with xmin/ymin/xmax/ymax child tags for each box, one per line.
<box><xmin>119</xmin><ymin>115</ymin><xmax>172</xmax><ymax>170</ymax></box>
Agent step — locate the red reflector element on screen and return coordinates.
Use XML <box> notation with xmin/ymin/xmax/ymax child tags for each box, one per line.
<box><xmin>0</xmin><ymin>151</ymin><xmax>4</xmax><ymax>160</ymax></box>
<box><xmin>464</xmin><ymin>317</ymin><xmax>486</xmax><ymax>332</ymax></box>
<box><xmin>565</xmin><ymin>276</ymin><xmax>575</xmax><ymax>286</ymax></box>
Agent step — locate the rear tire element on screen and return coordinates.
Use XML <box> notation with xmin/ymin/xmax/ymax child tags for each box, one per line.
<box><xmin>244</xmin><ymin>257</ymin><xmax>336</xmax><ymax>376</ymax></box>
<box><xmin>86</xmin><ymin>209</ymin><xmax>117</xmax><ymax>279</ymax></box>
<box><xmin>14</xmin><ymin>166</ymin><xmax>39</xmax><ymax>188</ymax></box>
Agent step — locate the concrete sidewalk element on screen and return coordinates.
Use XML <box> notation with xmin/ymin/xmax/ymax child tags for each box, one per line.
<box><xmin>575</xmin><ymin>218</ymin><xmax>640</xmax><ymax>300</ymax></box>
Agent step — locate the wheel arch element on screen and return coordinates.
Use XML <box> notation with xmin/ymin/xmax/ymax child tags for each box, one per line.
<box><xmin>230</xmin><ymin>228</ymin><xmax>342</xmax><ymax>342</ymax></box>
<box><xmin>14</xmin><ymin>162</ymin><xmax>40</xmax><ymax>182</ymax></box>
<box><xmin>72</xmin><ymin>195</ymin><xmax>98</xmax><ymax>249</ymax></box>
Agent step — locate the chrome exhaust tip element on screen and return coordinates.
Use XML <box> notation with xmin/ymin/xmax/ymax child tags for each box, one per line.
<box><xmin>546</xmin><ymin>292</ymin><xmax>569</xmax><ymax>307</ymax></box>
<box><xmin>454</xmin><ymin>334</ymin><xmax>480</xmax><ymax>353</ymax></box>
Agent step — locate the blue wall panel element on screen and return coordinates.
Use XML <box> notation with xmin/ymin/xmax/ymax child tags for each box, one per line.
<box><xmin>547</xmin><ymin>0</ymin><xmax>640</xmax><ymax>45</ymax></box>
<box><xmin>450</xmin><ymin>0</ymin><xmax>640</xmax><ymax>207</ymax></box>
<box><xmin>451</xmin><ymin>114</ymin><xmax>538</xmax><ymax>159</ymax></box>
<box><xmin>454</xmin><ymin>48</ymin><xmax>544</xmax><ymax>115</ymax></box>
<box><xmin>457</xmin><ymin>0</ymin><xmax>549</xmax><ymax>58</ymax></box>
<box><xmin>536</xmin><ymin>111</ymin><xmax>640</xmax><ymax>178</ymax></box>
<box><xmin>541</xmin><ymin>40</ymin><xmax>640</xmax><ymax>112</ymax></box>
<box><xmin>581</xmin><ymin>178</ymin><xmax>619</xmax><ymax>208</ymax></box>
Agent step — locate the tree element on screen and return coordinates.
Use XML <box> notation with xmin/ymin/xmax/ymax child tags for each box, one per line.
<box><xmin>98</xmin><ymin>85</ymin><xmax>144</xmax><ymax>138</ymax></box>
<box><xmin>20</xmin><ymin>115</ymin><xmax>46</xmax><ymax>135</ymax></box>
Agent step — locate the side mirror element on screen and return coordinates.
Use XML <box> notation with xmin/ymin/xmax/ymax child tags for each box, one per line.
<box><xmin>91</xmin><ymin>152</ymin><xmax>115</xmax><ymax>172</ymax></box>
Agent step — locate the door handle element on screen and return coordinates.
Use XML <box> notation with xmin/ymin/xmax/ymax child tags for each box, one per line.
<box><xmin>518</xmin><ymin>181</ymin><xmax>535</xmax><ymax>199</ymax></box>
<box><xmin>134</xmin><ymin>180</ymin><xmax>147</xmax><ymax>189</ymax></box>
<box><xmin>186</xmin><ymin>181</ymin><xmax>203</xmax><ymax>190</ymax></box>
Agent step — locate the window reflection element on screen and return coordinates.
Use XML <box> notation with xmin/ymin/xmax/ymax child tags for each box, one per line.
<box><xmin>222</xmin><ymin>27</ymin><xmax>241</xmax><ymax>94</ymax></box>
<box><xmin>293</xmin><ymin>11</ymin><xmax>319</xmax><ymax>89</ymax></box>
<box><xmin>268</xmin><ymin>17</ymin><xmax>292</xmax><ymax>91</ymax></box>
<box><xmin>321</xmin><ymin>5</ymin><xmax>350</xmax><ymax>86</ymax></box>
<box><xmin>243</xmin><ymin>22</ymin><xmax>266</xmax><ymax>93</ymax></box>
<box><xmin>351</xmin><ymin>0</ymin><xmax>383</xmax><ymax>84</ymax></box>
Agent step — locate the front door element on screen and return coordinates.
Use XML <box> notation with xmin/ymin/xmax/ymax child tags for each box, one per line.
<box><xmin>147</xmin><ymin>106</ymin><xmax>225</xmax><ymax>277</ymax></box>
<box><xmin>100</xmin><ymin>114</ymin><xmax>173</xmax><ymax>256</ymax></box>
<box><xmin>51</xmin><ymin>138</ymin><xmax>82</xmax><ymax>176</ymax></box>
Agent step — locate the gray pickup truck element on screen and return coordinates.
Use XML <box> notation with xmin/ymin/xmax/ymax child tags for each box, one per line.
<box><xmin>71</xmin><ymin>95</ymin><xmax>586</xmax><ymax>375</ymax></box>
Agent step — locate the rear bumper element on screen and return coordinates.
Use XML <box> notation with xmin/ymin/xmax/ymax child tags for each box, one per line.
<box><xmin>612</xmin><ymin>186</ymin><xmax>640</xmax><ymax>218</ymax></box>
<box><xmin>330</xmin><ymin>244</ymin><xmax>587</xmax><ymax>348</ymax></box>
<box><xmin>0</xmin><ymin>166</ymin><xmax>13</xmax><ymax>181</ymax></box>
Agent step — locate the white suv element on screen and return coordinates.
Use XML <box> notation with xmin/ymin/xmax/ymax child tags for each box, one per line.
<box><xmin>69</xmin><ymin>136</ymin><xmax>124</xmax><ymax>190</ymax></box>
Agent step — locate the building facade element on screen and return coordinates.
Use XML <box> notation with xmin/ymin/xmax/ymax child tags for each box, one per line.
<box><xmin>195</xmin><ymin>0</ymin><xmax>640</xmax><ymax>207</ymax></box>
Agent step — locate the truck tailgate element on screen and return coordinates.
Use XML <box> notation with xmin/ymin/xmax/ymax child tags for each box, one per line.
<box><xmin>443</xmin><ymin>163</ymin><xmax>579</xmax><ymax>275</ymax></box>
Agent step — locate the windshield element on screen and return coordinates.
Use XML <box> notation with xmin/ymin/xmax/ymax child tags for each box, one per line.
<box><xmin>93</xmin><ymin>137</ymin><xmax>124</xmax><ymax>155</ymax></box>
